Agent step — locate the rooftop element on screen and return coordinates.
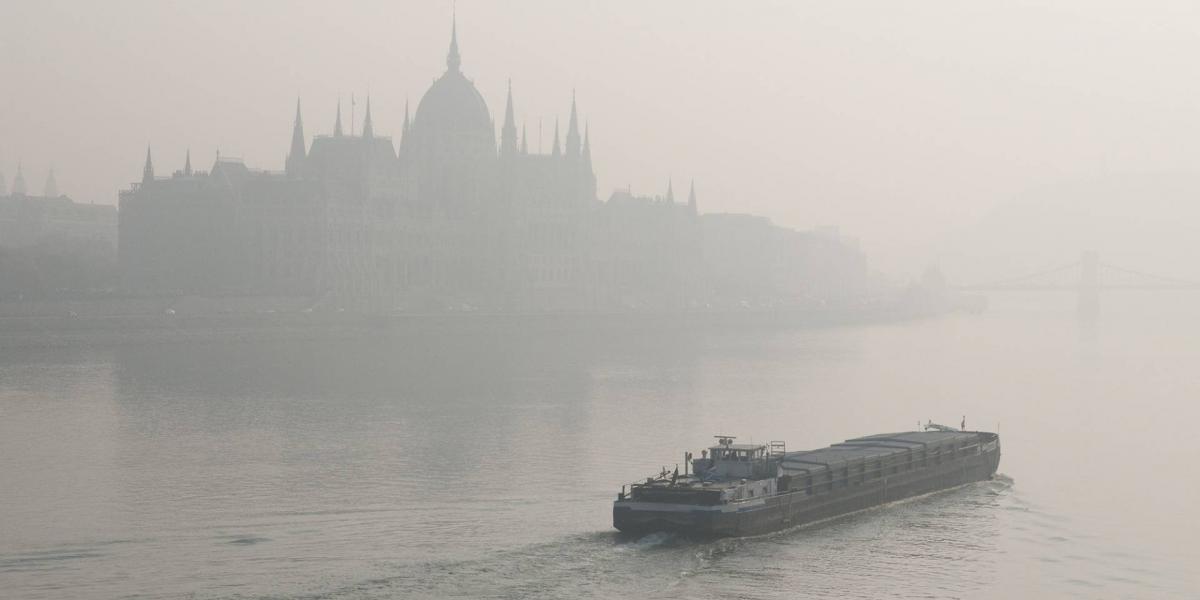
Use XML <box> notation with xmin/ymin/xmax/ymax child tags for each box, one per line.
<box><xmin>709</xmin><ymin>443</ymin><xmax>765</xmax><ymax>451</ymax></box>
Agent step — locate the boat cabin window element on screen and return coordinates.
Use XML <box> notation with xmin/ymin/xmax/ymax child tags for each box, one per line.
<box><xmin>710</xmin><ymin>446</ymin><xmax>765</xmax><ymax>461</ymax></box>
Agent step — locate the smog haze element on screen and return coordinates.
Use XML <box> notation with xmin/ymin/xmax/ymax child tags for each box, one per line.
<box><xmin>2</xmin><ymin>3</ymin><xmax>1199</xmax><ymax>599</ymax></box>
<box><xmin>7</xmin><ymin>1</ymin><xmax>1200</xmax><ymax>277</ymax></box>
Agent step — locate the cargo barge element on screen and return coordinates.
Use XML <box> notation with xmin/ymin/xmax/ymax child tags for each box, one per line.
<box><xmin>613</xmin><ymin>425</ymin><xmax>1001</xmax><ymax>537</ymax></box>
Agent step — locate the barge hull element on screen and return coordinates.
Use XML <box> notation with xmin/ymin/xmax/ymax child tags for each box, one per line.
<box><xmin>614</xmin><ymin>431</ymin><xmax>1000</xmax><ymax>537</ymax></box>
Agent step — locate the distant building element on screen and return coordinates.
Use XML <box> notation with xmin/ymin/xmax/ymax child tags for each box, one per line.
<box><xmin>701</xmin><ymin>215</ymin><xmax>866</xmax><ymax>306</ymax></box>
<box><xmin>0</xmin><ymin>164</ymin><xmax>118</xmax><ymax>298</ymax></box>
<box><xmin>117</xmin><ymin>20</ymin><xmax>866</xmax><ymax>311</ymax></box>
<box><xmin>594</xmin><ymin>185</ymin><xmax>703</xmax><ymax>310</ymax></box>
<box><xmin>0</xmin><ymin>164</ymin><xmax>116</xmax><ymax>250</ymax></box>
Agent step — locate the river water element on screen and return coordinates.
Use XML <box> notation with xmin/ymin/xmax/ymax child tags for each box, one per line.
<box><xmin>1</xmin><ymin>293</ymin><xmax>1197</xmax><ymax>599</ymax></box>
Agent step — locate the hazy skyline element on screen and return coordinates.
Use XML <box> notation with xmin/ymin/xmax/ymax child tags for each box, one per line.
<box><xmin>6</xmin><ymin>1</ymin><xmax>1200</xmax><ymax>276</ymax></box>
<box><xmin>4</xmin><ymin>5</ymin><xmax>1200</xmax><ymax>597</ymax></box>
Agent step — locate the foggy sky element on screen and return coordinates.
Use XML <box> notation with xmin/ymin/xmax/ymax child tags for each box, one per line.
<box><xmin>5</xmin><ymin>0</ymin><xmax>1200</xmax><ymax>278</ymax></box>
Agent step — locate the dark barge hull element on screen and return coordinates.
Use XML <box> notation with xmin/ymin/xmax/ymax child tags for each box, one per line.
<box><xmin>613</xmin><ymin>431</ymin><xmax>1000</xmax><ymax>537</ymax></box>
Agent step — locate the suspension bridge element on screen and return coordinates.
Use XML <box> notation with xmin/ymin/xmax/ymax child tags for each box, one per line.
<box><xmin>953</xmin><ymin>252</ymin><xmax>1200</xmax><ymax>312</ymax></box>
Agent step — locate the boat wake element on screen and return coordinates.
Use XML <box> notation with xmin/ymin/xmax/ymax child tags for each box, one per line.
<box><xmin>622</xmin><ymin>530</ymin><xmax>677</xmax><ymax>549</ymax></box>
<box><xmin>253</xmin><ymin>476</ymin><xmax>1182</xmax><ymax>600</ymax></box>
<box><xmin>261</xmin><ymin>529</ymin><xmax>705</xmax><ymax>600</ymax></box>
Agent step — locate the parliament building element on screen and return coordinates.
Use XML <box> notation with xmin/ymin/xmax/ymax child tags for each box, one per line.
<box><xmin>119</xmin><ymin>23</ymin><xmax>866</xmax><ymax>312</ymax></box>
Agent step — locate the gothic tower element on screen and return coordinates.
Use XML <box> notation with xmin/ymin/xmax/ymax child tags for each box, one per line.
<box><xmin>142</xmin><ymin>148</ymin><xmax>154</xmax><ymax>184</ymax></box>
<box><xmin>500</xmin><ymin>80</ymin><xmax>518</xmax><ymax>157</ymax></box>
<box><xmin>286</xmin><ymin>98</ymin><xmax>306</xmax><ymax>176</ymax></box>
<box><xmin>362</xmin><ymin>97</ymin><xmax>374</xmax><ymax>139</ymax></box>
<box><xmin>565</xmin><ymin>92</ymin><xmax>581</xmax><ymax>159</ymax></box>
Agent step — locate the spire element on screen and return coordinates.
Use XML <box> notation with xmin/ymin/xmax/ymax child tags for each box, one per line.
<box><xmin>500</xmin><ymin>79</ymin><xmax>518</xmax><ymax>156</ymax></box>
<box><xmin>551</xmin><ymin>119</ymin><xmax>561</xmax><ymax>157</ymax></box>
<box><xmin>142</xmin><ymin>148</ymin><xmax>154</xmax><ymax>184</ymax></box>
<box><xmin>687</xmin><ymin>179</ymin><xmax>698</xmax><ymax>215</ymax></box>
<box><xmin>333</xmin><ymin>99</ymin><xmax>344</xmax><ymax>137</ymax></box>
<box><xmin>44</xmin><ymin>167</ymin><xmax>58</xmax><ymax>197</ymax></box>
<box><xmin>666</xmin><ymin>179</ymin><xmax>675</xmax><ymax>203</ymax></box>
<box><xmin>565</xmin><ymin>90</ymin><xmax>581</xmax><ymax>158</ymax></box>
<box><xmin>403</xmin><ymin>98</ymin><xmax>411</xmax><ymax>135</ymax></box>
<box><xmin>12</xmin><ymin>162</ymin><xmax>26</xmax><ymax>195</ymax></box>
<box><xmin>582</xmin><ymin>123</ymin><xmax>593</xmax><ymax>173</ymax></box>
<box><xmin>399</xmin><ymin>98</ymin><xmax>411</xmax><ymax>157</ymax></box>
<box><xmin>287</xmin><ymin>98</ymin><xmax>306</xmax><ymax>175</ymax></box>
<box><xmin>362</xmin><ymin>96</ymin><xmax>374</xmax><ymax>139</ymax></box>
<box><xmin>184</xmin><ymin>149</ymin><xmax>193</xmax><ymax>176</ymax></box>
<box><xmin>447</xmin><ymin>12</ymin><xmax>461</xmax><ymax>72</ymax></box>
<box><xmin>521</xmin><ymin>122</ymin><xmax>529</xmax><ymax>155</ymax></box>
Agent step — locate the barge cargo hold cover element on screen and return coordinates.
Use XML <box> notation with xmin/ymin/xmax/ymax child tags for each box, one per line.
<box><xmin>613</xmin><ymin>428</ymin><xmax>1001</xmax><ymax>537</ymax></box>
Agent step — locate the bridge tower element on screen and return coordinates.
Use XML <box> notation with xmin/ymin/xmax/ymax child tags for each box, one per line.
<box><xmin>1078</xmin><ymin>251</ymin><xmax>1100</xmax><ymax>317</ymax></box>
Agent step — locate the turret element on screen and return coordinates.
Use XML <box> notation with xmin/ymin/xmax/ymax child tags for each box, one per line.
<box><xmin>565</xmin><ymin>91</ymin><xmax>581</xmax><ymax>158</ymax></box>
<box><xmin>142</xmin><ymin>149</ymin><xmax>154</xmax><ymax>184</ymax></box>
<box><xmin>286</xmin><ymin>98</ymin><xmax>306</xmax><ymax>176</ymax></box>
<box><xmin>43</xmin><ymin>167</ymin><xmax>58</xmax><ymax>197</ymax></box>
<box><xmin>582</xmin><ymin>123</ymin><xmax>593</xmax><ymax>175</ymax></box>
<box><xmin>521</xmin><ymin>122</ymin><xmax>529</xmax><ymax>155</ymax></box>
<box><xmin>362</xmin><ymin>97</ymin><xmax>374</xmax><ymax>139</ymax></box>
<box><xmin>399</xmin><ymin>99</ymin><xmax>411</xmax><ymax>158</ymax></box>
<box><xmin>500</xmin><ymin>80</ymin><xmax>518</xmax><ymax>156</ymax></box>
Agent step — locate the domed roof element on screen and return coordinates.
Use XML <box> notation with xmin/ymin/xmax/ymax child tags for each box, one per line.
<box><xmin>413</xmin><ymin>70</ymin><xmax>493</xmax><ymax>140</ymax></box>
<box><xmin>410</xmin><ymin>19</ymin><xmax>495</xmax><ymax>149</ymax></box>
